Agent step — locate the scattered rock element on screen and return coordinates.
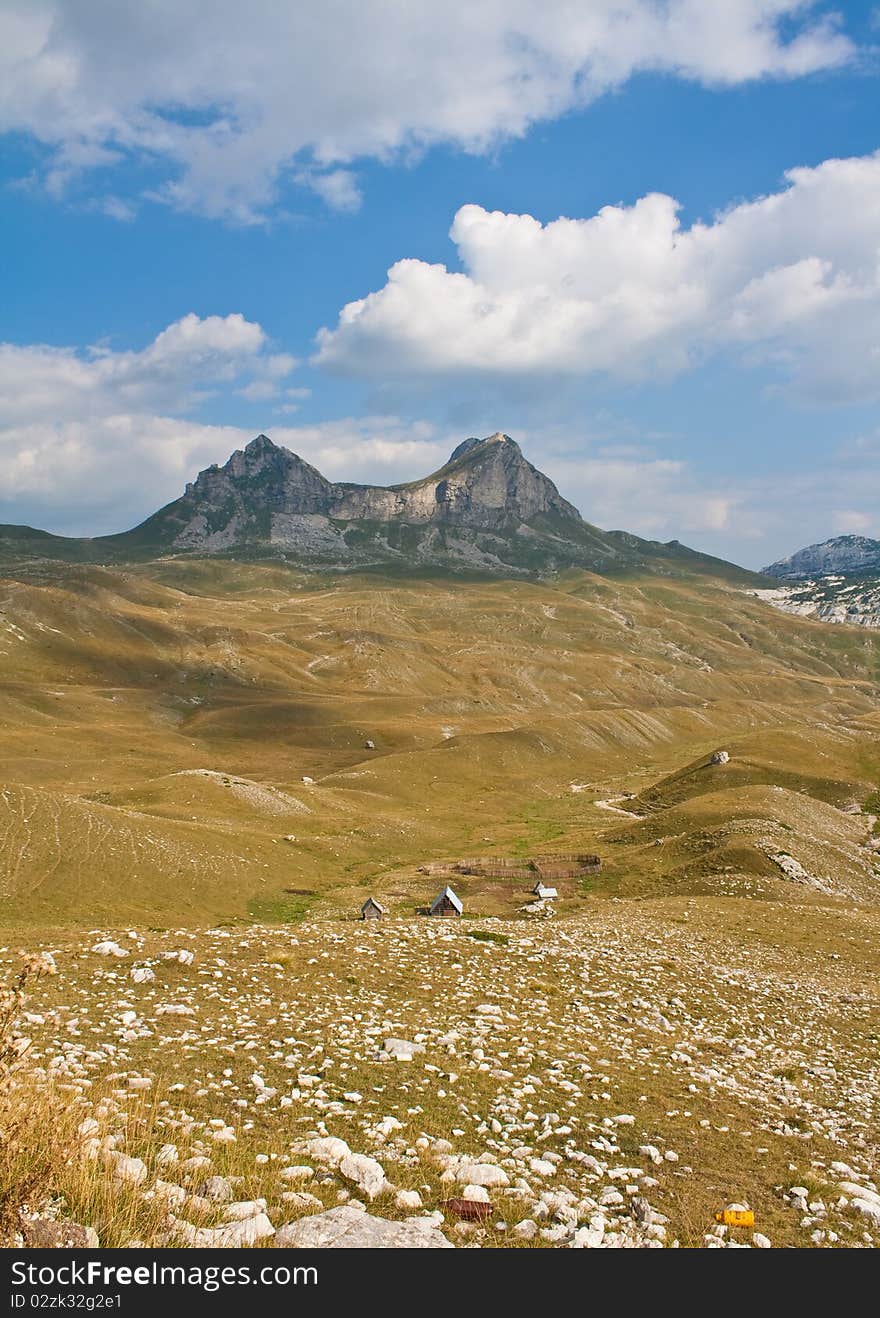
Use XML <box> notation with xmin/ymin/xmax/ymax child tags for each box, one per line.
<box><xmin>197</xmin><ymin>1176</ymin><xmax>233</xmax><ymax>1203</ymax></box>
<box><xmin>275</xmin><ymin>1205</ymin><xmax>453</xmax><ymax>1249</ymax></box>
<box><xmin>456</xmin><ymin>1162</ymin><xmax>509</xmax><ymax>1188</ymax></box>
<box><xmin>162</xmin><ymin>949</ymin><xmax>194</xmax><ymax>965</ymax></box>
<box><xmin>92</xmin><ymin>941</ymin><xmax>128</xmax><ymax>958</ymax></box>
<box><xmin>338</xmin><ymin>1152</ymin><xmax>390</xmax><ymax>1201</ymax></box>
<box><xmin>109</xmin><ymin>1153</ymin><xmax>148</xmax><ymax>1186</ymax></box>
<box><xmin>383</xmin><ymin>1038</ymin><xmax>424</xmax><ymax>1059</ymax></box>
<box><xmin>305</xmin><ymin>1136</ymin><xmax>350</xmax><ymax>1167</ymax></box>
<box><xmin>169</xmin><ymin>1213</ymin><xmax>275</xmax><ymax>1248</ymax></box>
<box><xmin>22</xmin><ymin>1218</ymin><xmax>99</xmax><ymax>1249</ymax></box>
<box><xmin>280</xmin><ymin>1166</ymin><xmax>314</xmax><ymax>1183</ymax></box>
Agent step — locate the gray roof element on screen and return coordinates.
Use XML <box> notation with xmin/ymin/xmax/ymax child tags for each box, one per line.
<box><xmin>361</xmin><ymin>897</ymin><xmax>387</xmax><ymax>913</ymax></box>
<box><xmin>532</xmin><ymin>881</ymin><xmax>558</xmax><ymax>897</ymax></box>
<box><xmin>430</xmin><ymin>885</ymin><xmax>463</xmax><ymax>913</ymax></box>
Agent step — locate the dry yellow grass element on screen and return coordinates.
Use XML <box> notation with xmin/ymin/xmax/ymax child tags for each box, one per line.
<box><xmin>0</xmin><ymin>558</ymin><xmax>877</xmax><ymax>1248</ymax></box>
<box><xmin>0</xmin><ymin>559</ymin><xmax>876</xmax><ymax>923</ymax></box>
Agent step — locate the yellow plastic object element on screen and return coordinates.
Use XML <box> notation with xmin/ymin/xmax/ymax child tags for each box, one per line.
<box><xmin>715</xmin><ymin>1209</ymin><xmax>755</xmax><ymax>1228</ymax></box>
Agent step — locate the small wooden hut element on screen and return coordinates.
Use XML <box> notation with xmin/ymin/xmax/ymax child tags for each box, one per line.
<box><xmin>429</xmin><ymin>885</ymin><xmax>463</xmax><ymax>917</ymax></box>
<box><xmin>360</xmin><ymin>897</ymin><xmax>387</xmax><ymax>920</ymax></box>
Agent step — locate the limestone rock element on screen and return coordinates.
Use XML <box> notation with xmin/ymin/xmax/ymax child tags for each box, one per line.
<box><xmin>22</xmin><ymin>1218</ymin><xmax>99</xmax><ymax>1249</ymax></box>
<box><xmin>338</xmin><ymin>1151</ymin><xmax>390</xmax><ymax>1201</ymax></box>
<box><xmin>198</xmin><ymin>1175</ymin><xmax>233</xmax><ymax>1203</ymax></box>
<box><xmin>383</xmin><ymin>1038</ymin><xmax>424</xmax><ymax>1059</ymax></box>
<box><xmin>169</xmin><ymin>1212</ymin><xmax>275</xmax><ymax>1248</ymax></box>
<box><xmin>456</xmin><ymin>1162</ymin><xmax>509</xmax><ymax>1188</ymax></box>
<box><xmin>275</xmin><ymin>1205</ymin><xmax>453</xmax><ymax>1249</ymax></box>
<box><xmin>109</xmin><ymin>1153</ymin><xmax>148</xmax><ymax>1185</ymax></box>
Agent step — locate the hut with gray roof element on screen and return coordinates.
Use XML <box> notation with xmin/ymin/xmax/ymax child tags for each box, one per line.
<box><xmin>360</xmin><ymin>896</ymin><xmax>387</xmax><ymax>920</ymax></box>
<box><xmin>429</xmin><ymin>885</ymin><xmax>463</xmax><ymax>917</ymax></box>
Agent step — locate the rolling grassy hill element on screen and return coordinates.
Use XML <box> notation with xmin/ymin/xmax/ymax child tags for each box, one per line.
<box><xmin>0</xmin><ymin>556</ymin><xmax>876</xmax><ymax>924</ymax></box>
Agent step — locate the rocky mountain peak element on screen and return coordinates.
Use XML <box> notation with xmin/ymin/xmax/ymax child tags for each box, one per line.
<box><xmin>764</xmin><ymin>534</ymin><xmax>880</xmax><ymax>580</ymax></box>
<box><xmin>447</xmin><ymin>432</ymin><xmax>514</xmax><ymax>463</ymax></box>
<box><xmin>113</xmin><ymin>429</ymin><xmax>730</xmax><ymax>577</ymax></box>
<box><xmin>242</xmin><ymin>432</ymin><xmax>277</xmax><ymax>458</ymax></box>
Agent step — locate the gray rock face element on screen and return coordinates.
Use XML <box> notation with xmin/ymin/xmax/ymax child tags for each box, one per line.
<box><xmin>163</xmin><ymin>435</ymin><xmax>336</xmax><ymax>550</ymax></box>
<box><xmin>123</xmin><ymin>432</ymin><xmax>592</xmax><ymax>573</ymax></box>
<box><xmin>275</xmin><ymin>1204</ymin><xmax>454</xmax><ymax>1248</ymax></box>
<box><xmin>147</xmin><ymin>432</ymin><xmax>579</xmax><ymax>547</ymax></box>
<box><xmin>334</xmin><ymin>433</ymin><xmax>580</xmax><ymax>528</ymax></box>
<box><xmin>764</xmin><ymin>535</ymin><xmax>880</xmax><ymax>580</ymax></box>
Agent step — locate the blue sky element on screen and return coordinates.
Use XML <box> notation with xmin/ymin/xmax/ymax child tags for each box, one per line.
<box><xmin>2</xmin><ymin>1</ymin><xmax>879</xmax><ymax>567</ymax></box>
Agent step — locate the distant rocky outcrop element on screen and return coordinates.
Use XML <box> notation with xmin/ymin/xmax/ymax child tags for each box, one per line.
<box><xmin>126</xmin><ymin>431</ymin><xmax>583</xmax><ymax>553</ymax></box>
<box><xmin>749</xmin><ymin>578</ymin><xmax>880</xmax><ymax>629</ymax></box>
<box><xmin>763</xmin><ymin>535</ymin><xmax>880</xmax><ymax>581</ymax></box>
<box><xmin>755</xmin><ymin>536</ymin><xmax>880</xmax><ymax>629</ymax></box>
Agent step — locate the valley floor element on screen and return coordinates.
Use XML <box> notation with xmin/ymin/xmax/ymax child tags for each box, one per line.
<box><xmin>5</xmin><ymin>895</ymin><xmax>879</xmax><ymax>1249</ymax></box>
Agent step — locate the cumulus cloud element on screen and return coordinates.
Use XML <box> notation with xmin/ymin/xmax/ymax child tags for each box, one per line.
<box><xmin>266</xmin><ymin>418</ymin><xmax>450</xmax><ymax>485</ymax></box>
<box><xmin>0</xmin><ymin>1</ymin><xmax>855</xmax><ymax>221</ymax></box>
<box><xmin>315</xmin><ymin>151</ymin><xmax>880</xmax><ymax>401</ymax></box>
<box><xmin>531</xmin><ymin>423</ymin><xmax>880</xmax><ymax>566</ymax></box>
<box><xmin>0</xmin><ymin>313</ymin><xmax>288</xmax><ymax>424</ymax></box>
<box><xmin>0</xmin><ymin>311</ymin><xmax>453</xmax><ymax>535</ymax></box>
<box><xmin>543</xmin><ymin>452</ymin><xmax>743</xmax><ymax>539</ymax></box>
<box><xmin>0</xmin><ymin>314</ymin><xmax>302</xmax><ymax>533</ymax></box>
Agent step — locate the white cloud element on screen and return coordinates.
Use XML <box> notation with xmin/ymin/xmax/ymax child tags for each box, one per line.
<box><xmin>296</xmin><ymin>169</ymin><xmax>363</xmax><ymax>214</ymax></box>
<box><xmin>268</xmin><ymin>418</ymin><xmax>449</xmax><ymax>485</ymax></box>
<box><xmin>538</xmin><ymin>450</ymin><xmax>746</xmax><ymax>540</ymax></box>
<box><xmin>0</xmin><ymin>314</ymin><xmax>302</xmax><ymax>533</ymax></box>
<box><xmin>316</xmin><ymin>151</ymin><xmax>880</xmax><ymax>401</ymax></box>
<box><xmin>0</xmin><ymin>1</ymin><xmax>854</xmax><ymax>221</ymax></box>
<box><xmin>831</xmin><ymin>509</ymin><xmax>875</xmax><ymax>534</ymax></box>
<box><xmin>534</xmin><ymin>425</ymin><xmax>880</xmax><ymax>565</ymax></box>
<box><xmin>0</xmin><ymin>313</ymin><xmax>287</xmax><ymax>423</ymax></box>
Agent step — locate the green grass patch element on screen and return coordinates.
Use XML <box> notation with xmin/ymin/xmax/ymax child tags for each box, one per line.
<box><xmin>467</xmin><ymin>930</ymin><xmax>510</xmax><ymax>945</ymax></box>
<box><xmin>246</xmin><ymin>891</ymin><xmax>313</xmax><ymax>923</ymax></box>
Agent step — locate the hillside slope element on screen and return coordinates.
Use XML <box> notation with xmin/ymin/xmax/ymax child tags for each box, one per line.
<box><xmin>0</xmin><ymin>557</ymin><xmax>876</xmax><ymax>922</ymax></box>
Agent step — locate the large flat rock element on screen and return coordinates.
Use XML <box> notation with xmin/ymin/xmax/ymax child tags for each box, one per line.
<box><xmin>275</xmin><ymin>1205</ymin><xmax>454</xmax><ymax>1249</ymax></box>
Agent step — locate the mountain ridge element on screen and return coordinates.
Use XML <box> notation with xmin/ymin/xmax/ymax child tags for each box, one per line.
<box><xmin>0</xmin><ymin>431</ymin><xmax>761</xmax><ymax>583</ymax></box>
